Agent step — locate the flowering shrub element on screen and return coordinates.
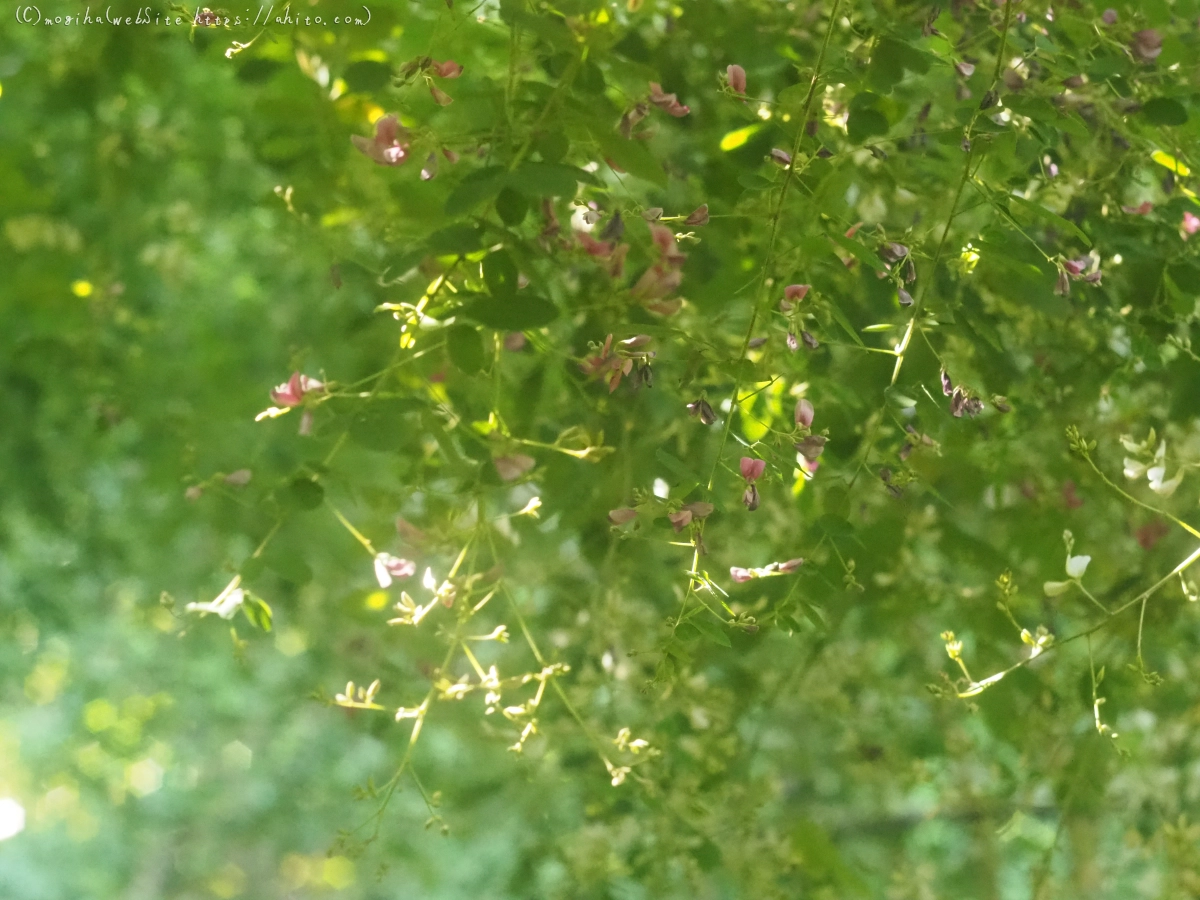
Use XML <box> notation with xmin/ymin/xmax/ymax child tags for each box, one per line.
<box><xmin>9</xmin><ymin>0</ymin><xmax>1200</xmax><ymax>895</ymax></box>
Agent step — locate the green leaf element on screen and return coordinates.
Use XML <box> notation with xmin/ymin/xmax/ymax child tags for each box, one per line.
<box><xmin>687</xmin><ymin>617</ymin><xmax>732</xmax><ymax>647</ymax></box>
<box><xmin>483</xmin><ymin>250</ymin><xmax>520</xmax><ymax>299</ymax></box>
<box><xmin>444</xmin><ymin>167</ymin><xmax>508</xmax><ymax>216</ymax></box>
<box><xmin>263</xmin><ymin>546</ymin><xmax>313</xmax><ymax>585</ymax></box>
<box><xmin>1143</xmin><ymin>97</ymin><xmax>1189</xmax><ymax>126</ymax></box>
<box><xmin>495</xmin><ymin>187</ymin><xmax>530</xmax><ymax>226</ymax></box>
<box><xmin>1007</xmin><ymin>194</ymin><xmax>1092</xmax><ymax>247</ymax></box>
<box><xmin>349</xmin><ymin>398</ymin><xmax>421</xmax><ymax>451</ymax></box>
<box><xmin>459</xmin><ymin>295</ymin><xmax>558</xmax><ymax>330</ymax></box>
<box><xmin>590</xmin><ymin>128</ymin><xmax>669</xmax><ymax>186</ymax></box>
<box><xmin>847</xmin><ymin>108</ymin><xmax>889</xmax><ymax>143</ymax></box>
<box><xmin>241</xmin><ymin>595</ymin><xmax>273</xmax><ymax>632</ymax></box>
<box><xmin>738</xmin><ymin>173</ymin><xmax>774</xmax><ymax>191</ymax></box>
<box><xmin>776</xmin><ymin>83</ymin><xmax>810</xmax><ymax>115</ymax></box>
<box><xmin>826</xmin><ymin>300</ymin><xmax>866</xmax><ymax>347</ymax></box>
<box><xmin>342</xmin><ymin>60</ymin><xmax>392</xmax><ymax>93</ymax></box>
<box><xmin>506</xmin><ymin>163</ymin><xmax>595</xmax><ymax>198</ymax></box>
<box><xmin>280</xmin><ymin>477</ymin><xmax>324</xmax><ymax>512</ymax></box>
<box><xmin>791</xmin><ymin>820</ymin><xmax>867</xmax><ymax>892</ymax></box>
<box><xmin>426</xmin><ymin>225</ymin><xmax>485</xmax><ymax>256</ymax></box>
<box><xmin>534</xmin><ymin>130</ymin><xmax>570</xmax><ymax>164</ymax></box>
<box><xmin>815</xmin><ymin>514</ymin><xmax>854</xmax><ymax>539</ymax></box>
<box><xmin>885</xmin><ymin>388</ymin><xmax>917</xmax><ymax>409</ymax></box>
<box><xmin>655</xmin><ymin>448</ymin><xmax>704</xmax><ymax>485</ymax></box>
<box><xmin>828</xmin><ymin>233</ymin><xmax>888</xmax><ymax>272</ymax></box>
<box><xmin>446</xmin><ymin>323</ymin><xmax>486</xmax><ymax>373</ymax></box>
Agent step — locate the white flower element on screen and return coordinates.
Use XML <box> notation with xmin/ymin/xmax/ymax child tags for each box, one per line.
<box><xmin>1124</xmin><ymin>457</ymin><xmax>1147</xmax><ymax>480</ymax></box>
<box><xmin>373</xmin><ymin>553</ymin><xmax>416</xmax><ymax>588</ymax></box>
<box><xmin>185</xmin><ymin>576</ymin><xmax>245</xmax><ymax>619</ymax></box>
<box><xmin>1066</xmin><ymin>555</ymin><xmax>1091</xmax><ymax>579</ymax></box>
<box><xmin>1148</xmin><ymin>465</ymin><xmax>1184</xmax><ymax>497</ymax></box>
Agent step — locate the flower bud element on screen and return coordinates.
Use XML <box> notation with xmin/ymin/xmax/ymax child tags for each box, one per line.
<box><xmin>795</xmin><ymin>435</ymin><xmax>826</xmax><ymax>461</ymax></box>
<box><xmin>769</xmin><ymin>148</ymin><xmax>793</xmax><ymax>168</ymax></box>
<box><xmin>727</xmin><ymin>64</ymin><xmax>747</xmax><ymax>95</ymax></box>
<box><xmin>801</xmin><ymin>331</ymin><xmax>819</xmax><ymax>350</ymax></box>
<box><xmin>494</xmin><ymin>454</ymin><xmax>536</xmax><ymax>481</ymax></box>
<box><xmin>608</xmin><ymin>508</ymin><xmax>639</xmax><ymax>525</ymax></box>
<box><xmin>742</xmin><ymin>484</ymin><xmax>760</xmax><ymax>511</ymax></box>
<box><xmin>687</xmin><ymin>398</ymin><xmax>717</xmax><ymax>425</ymax></box>
<box><xmin>795</xmin><ymin>398</ymin><xmax>814</xmax><ymax>428</ymax></box>
<box><xmin>668</xmin><ymin>509</ymin><xmax>693</xmax><ymax>532</ymax></box>
<box><xmin>740</xmin><ymin>457</ymin><xmax>766</xmax><ymax>482</ymax></box>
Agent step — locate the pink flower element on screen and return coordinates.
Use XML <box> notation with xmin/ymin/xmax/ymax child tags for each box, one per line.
<box><xmin>1062</xmin><ymin>257</ymin><xmax>1090</xmax><ymax>276</ymax></box>
<box><xmin>644</xmin><ymin>298</ymin><xmax>683</xmax><ymax>316</ymax></box>
<box><xmin>648</xmin><ymin>82</ymin><xmax>690</xmax><ymax>117</ymax></box>
<box><xmin>608</xmin><ymin>508</ymin><xmax>639</xmax><ymax>525</ymax></box>
<box><xmin>726</xmin><ymin>64</ymin><xmax>747</xmax><ymax>95</ymax></box>
<box><xmin>270</xmin><ymin>372</ymin><xmax>325</xmax><ymax>407</ymax></box>
<box><xmin>685</xmin><ymin>204</ymin><xmax>709</xmax><ymax>226</ymax></box>
<box><xmin>374</xmin><ymin>553</ymin><xmax>417</xmax><ymax>588</ymax></box>
<box><xmin>742</xmin><ymin>484</ymin><xmax>760</xmax><ymax>511</ymax></box>
<box><xmin>577</xmin><ymin>231</ymin><xmax>614</xmax><ymax>257</ymax></box>
<box><xmin>786</xmin><ymin>332</ymin><xmax>799</xmax><ymax>352</ymax></box>
<box><xmin>494</xmin><ymin>454</ymin><xmax>536</xmax><ymax>481</ymax></box>
<box><xmin>740</xmin><ymin>457</ymin><xmax>765</xmax><ymax>482</ymax></box>
<box><xmin>795</xmin><ymin>398</ymin><xmax>814</xmax><ymax>428</ymax></box>
<box><xmin>777</xmin><ymin>558</ymin><xmax>804</xmax><ymax>573</ymax></box>
<box><xmin>1102</xmin><ymin>8</ymin><xmax>1117</xmax><ymax>24</ymax></box>
<box><xmin>606</xmin><ymin>244</ymin><xmax>629</xmax><ymax>279</ymax></box>
<box><xmin>430</xmin><ymin>84</ymin><xmax>454</xmax><ymax>106</ymax></box>
<box><xmin>730</xmin><ymin>566</ymin><xmax>753</xmax><ymax>583</ymax></box>
<box><xmin>1184</xmin><ymin>211</ymin><xmax>1200</xmax><ymax>236</ymax></box>
<box><xmin>668</xmin><ymin>509</ymin><xmax>693</xmax><ymax>532</ymax></box>
<box><xmin>784</xmin><ymin>284</ymin><xmax>810</xmax><ymax>302</ymax></box>
<box><xmin>649</xmin><ymin>225</ymin><xmax>687</xmax><ymax>267</ymax></box>
<box><xmin>668</xmin><ymin>501</ymin><xmax>714</xmax><ymax>533</ymax></box>
<box><xmin>955</xmin><ymin>61</ymin><xmax>976</xmax><ymax>78</ymax></box>
<box><xmin>351</xmin><ymin>114</ymin><xmax>411</xmax><ymax>166</ymax></box>
<box><xmin>1131</xmin><ymin>29</ymin><xmax>1163</xmax><ymax>63</ymax></box>
<box><xmin>1122</xmin><ymin>201</ymin><xmax>1153</xmax><ymax>215</ymax></box>
<box><xmin>430</xmin><ymin>59</ymin><xmax>463</xmax><ymax>78</ymax></box>
<box><xmin>395</xmin><ymin>517</ymin><xmax>428</xmax><ymax>546</ymax></box>
<box><xmin>795</xmin><ymin>435</ymin><xmax>826</xmax><ymax>461</ymax></box>
<box><xmin>632</xmin><ymin>265</ymin><xmax>683</xmax><ymax>301</ymax></box>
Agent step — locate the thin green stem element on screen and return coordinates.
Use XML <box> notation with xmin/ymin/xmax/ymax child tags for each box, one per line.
<box><xmin>957</xmin><ymin>542</ymin><xmax>1200</xmax><ymax>697</ymax></box>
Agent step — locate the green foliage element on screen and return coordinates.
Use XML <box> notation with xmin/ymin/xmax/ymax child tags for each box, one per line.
<box><xmin>6</xmin><ymin>0</ymin><xmax>1200</xmax><ymax>897</ymax></box>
